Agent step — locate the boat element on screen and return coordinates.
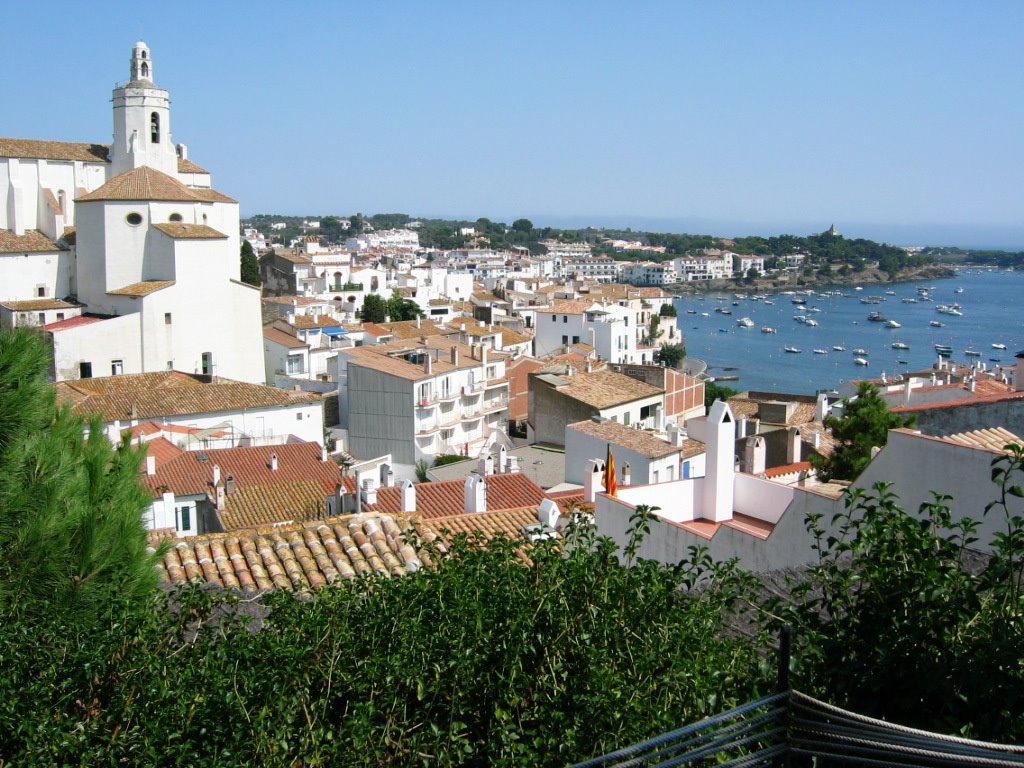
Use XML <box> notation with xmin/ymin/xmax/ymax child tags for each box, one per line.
<box><xmin>990</xmin><ymin>357</ymin><xmax>1002</xmax><ymax>363</ymax></box>
<box><xmin>897</xmin><ymin>359</ymin><xmax>909</xmax><ymax>364</ymax></box>
<box><xmin>955</xmin><ymin>287</ymin><xmax>964</xmax><ymax>294</ymax></box>
<box><xmin>867</xmin><ymin>311</ymin><xmax>886</xmax><ymax>322</ymax></box>
<box><xmin>884</xmin><ymin>319</ymin><xmax>902</xmax><ymax>329</ymax></box>
<box><xmin>854</xmin><ymin>357</ymin><xmax>869</xmax><ymax>366</ymax></box>
<box><xmin>934</xmin><ymin>344</ymin><xmax>953</xmax><ymax>358</ymax></box>
<box><xmin>902</xmin><ymin>297</ymin><xmax>917</xmax><ymax>304</ymax></box>
<box><xmin>832</xmin><ymin>345</ymin><xmax>846</xmax><ymax>352</ymax></box>
<box><xmin>929</xmin><ymin>320</ymin><xmax>944</xmax><ymax>327</ymax></box>
<box><xmin>965</xmin><ymin>349</ymin><xmax>981</xmax><ymax>357</ymax></box>
<box><xmin>804</xmin><ymin>318</ymin><xmax>819</xmax><ymax>327</ymax></box>
<box><xmin>700</xmin><ymin>312</ymin><xmax>710</xmax><ymax>317</ymax></box>
<box><xmin>686</xmin><ymin>309</ymin><xmax>697</xmax><ymax>315</ymax></box>
<box><xmin>791</xmin><ymin>296</ymin><xmax>807</xmax><ymax>305</ymax></box>
<box><xmin>813</xmin><ymin>349</ymin><xmax>828</xmax><ymax>355</ymax></box>
<box><xmin>763</xmin><ymin>300</ymin><xmax>774</xmax><ymax>305</ymax></box>
<box><xmin>885</xmin><ymin>290</ymin><xmax>896</xmax><ymax>296</ymax></box>
<box><xmin>892</xmin><ymin>341</ymin><xmax>910</xmax><ymax>350</ymax></box>
<box><xmin>783</xmin><ymin>346</ymin><xmax>802</xmax><ymax>354</ymax></box>
<box><xmin>853</xmin><ymin>348</ymin><xmax>868</xmax><ymax>356</ymax></box>
<box><xmin>736</xmin><ymin>317</ymin><xmax>754</xmax><ymax>328</ymax></box>
<box><xmin>992</xmin><ymin>343</ymin><xmax>1007</xmax><ymax>350</ymax></box>
<box><xmin>761</xmin><ymin>326</ymin><xmax>777</xmax><ymax>334</ymax></box>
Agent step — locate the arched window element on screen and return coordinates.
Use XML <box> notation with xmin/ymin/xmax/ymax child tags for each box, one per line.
<box><xmin>370</xmin><ymin>276</ymin><xmax>379</xmax><ymax>291</ymax></box>
<box><xmin>141</xmin><ymin>62</ymin><xmax>149</xmax><ymax>78</ymax></box>
<box><xmin>169</xmin><ymin>213</ymin><xmax>183</xmax><ymax>222</ymax></box>
<box><xmin>150</xmin><ymin>112</ymin><xmax>160</xmax><ymax>143</ymax></box>
<box><xmin>141</xmin><ymin>50</ymin><xmax>147</xmax><ymax>60</ymax></box>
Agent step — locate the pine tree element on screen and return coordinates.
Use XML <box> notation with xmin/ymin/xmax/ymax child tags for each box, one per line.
<box><xmin>240</xmin><ymin>239</ymin><xmax>260</xmax><ymax>286</ymax></box>
<box><xmin>0</xmin><ymin>328</ymin><xmax>161</xmax><ymax>621</ymax></box>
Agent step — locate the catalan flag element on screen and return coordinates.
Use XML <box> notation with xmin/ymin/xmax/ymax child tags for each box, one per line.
<box><xmin>604</xmin><ymin>443</ymin><xmax>617</xmax><ymax>497</ymax></box>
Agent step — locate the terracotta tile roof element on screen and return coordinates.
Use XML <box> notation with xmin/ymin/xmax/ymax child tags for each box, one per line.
<box><xmin>541</xmin><ymin>300</ymin><xmax>596</xmax><ymax>315</ymax></box>
<box><xmin>891</xmin><ymin>389</ymin><xmax>1024</xmax><ymax>413</ymax></box>
<box><xmin>764</xmin><ymin>461</ymin><xmax>813</xmax><ymax>479</ymax></box>
<box><xmin>672</xmin><ymin>512</ymin><xmax>776</xmax><ymax>541</ymax></box>
<box><xmin>290</xmin><ymin>314</ymin><xmax>341</xmax><ymax>329</ymax></box>
<box><xmin>0</xmin><ymin>229</ymin><xmax>62</xmax><ymax>253</ymax></box>
<box><xmin>41</xmin><ymin>313</ymin><xmax>107</xmax><ymax>331</ymax></box>
<box><xmin>263</xmin><ymin>295</ymin><xmax>325</xmax><ymax>307</ymax></box>
<box><xmin>942</xmin><ymin>427</ymin><xmax>1023</xmax><ymax>454</ymax></box>
<box><xmin>428</xmin><ymin>506</ymin><xmax>542</xmax><ymax>539</ymax></box>
<box><xmin>141</xmin><ymin>436</ymin><xmax>184</xmax><ymax>468</ymax></box>
<box><xmin>0</xmin><ymin>297</ymin><xmax>79</xmax><ymax>311</ymax></box>
<box><xmin>501</xmin><ymin>328</ymin><xmax>532</xmax><ymax>346</ymax></box>
<box><xmin>554</xmin><ymin>369</ymin><xmax>663</xmax><ymax>409</ymax></box>
<box><xmin>55</xmin><ymin>370</ymin><xmax>320</xmax><ymax>421</ymax></box>
<box><xmin>177</xmin><ymin>157</ymin><xmax>208</xmax><ymax>174</ymax></box>
<box><xmin>152</xmin><ymin>223</ymin><xmax>227</xmax><ymax>239</ymax></box>
<box><xmin>155</xmin><ymin>513</ymin><xmax>432</xmax><ymax>591</ymax></box>
<box><xmin>141</xmin><ymin>442</ymin><xmax>346</xmax><ymax>530</ymax></box>
<box><xmin>189</xmin><ymin>187</ymin><xmax>236</xmax><ymax>203</ymax></box>
<box><xmin>375</xmin><ymin>320</ymin><xmax>447</xmax><ymax>339</ymax></box>
<box><xmin>568</xmin><ymin>419</ymin><xmax>684</xmax><ymax>459</ymax></box>
<box><xmin>107</xmin><ymin>279</ymin><xmax>175</xmax><ymax>296</ymax></box>
<box><xmin>372</xmin><ymin>473</ymin><xmax>548</xmax><ymax>519</ymax></box>
<box><xmin>0</xmin><ymin>137</ymin><xmax>108</xmax><ymax>162</ymax></box>
<box><xmin>77</xmin><ymin>166</ymin><xmax>235</xmax><ymax>203</ymax></box>
<box><xmin>263</xmin><ymin>326</ymin><xmax>308</xmax><ymax>349</ymax></box>
<box><xmin>276</xmin><ymin>251</ymin><xmax>314</xmax><ymax>265</ymax></box>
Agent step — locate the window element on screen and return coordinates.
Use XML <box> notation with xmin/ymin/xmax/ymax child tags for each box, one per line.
<box><xmin>201</xmin><ymin>352</ymin><xmax>212</xmax><ymax>375</ymax></box>
<box><xmin>164</xmin><ymin>312</ymin><xmax>172</xmax><ymax>324</ymax></box>
<box><xmin>166</xmin><ymin>361</ymin><xmax>174</xmax><ymax>371</ymax></box>
<box><xmin>141</xmin><ymin>62</ymin><xmax>149</xmax><ymax>78</ymax></box>
<box><xmin>572</xmin><ymin>335</ymin><xmax>580</xmax><ymax>344</ymax></box>
<box><xmin>126</xmin><ymin>212</ymin><xmax>143</xmax><ymax>226</ymax></box>
<box><xmin>562</xmin><ymin>335</ymin><xmax>568</xmax><ymax>345</ymax></box>
<box><xmin>296</xmin><ymin>412</ymin><xmax>303</xmax><ymax>421</ymax></box>
<box><xmin>176</xmin><ymin>504</ymin><xmax>191</xmax><ymax>533</ymax></box>
<box><xmin>79</xmin><ymin>362</ymin><xmax>92</xmax><ymax>379</ymax></box>
<box><xmin>111</xmin><ymin>360</ymin><xmax>123</xmax><ymax>375</ymax></box>
<box><xmin>150</xmin><ymin>112</ymin><xmax>160</xmax><ymax>143</ymax></box>
<box><xmin>551</xmin><ymin>315</ymin><xmax>556</xmax><ymax>322</ymax></box>
<box><xmin>624</xmin><ymin>412</ymin><xmax>631</xmax><ymax>426</ymax></box>
<box><xmin>37</xmin><ymin>313</ymin><xmax>45</xmax><ymax>324</ymax></box>
<box><xmin>56</xmin><ymin>313</ymin><xmax>64</xmax><ymax>321</ymax></box>
<box><xmin>286</xmin><ymin>355</ymin><xmax>303</xmax><ymax>375</ymax></box>
<box><xmin>169</xmin><ymin>213</ymin><xmax>183</xmax><ymax>222</ymax></box>
<box><xmin>36</xmin><ymin>286</ymin><xmax>46</xmax><ymax>297</ymax></box>
<box><xmin>563</xmin><ymin>315</ymin><xmax>568</xmax><ymax>323</ymax></box>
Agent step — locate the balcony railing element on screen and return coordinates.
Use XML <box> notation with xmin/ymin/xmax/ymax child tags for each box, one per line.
<box><xmin>482</xmin><ymin>397</ymin><xmax>509</xmax><ymax>413</ymax></box>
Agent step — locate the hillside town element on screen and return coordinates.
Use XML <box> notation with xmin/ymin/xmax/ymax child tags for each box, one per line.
<box><xmin>1</xmin><ymin>41</ymin><xmax>1022</xmax><ymax>573</ymax></box>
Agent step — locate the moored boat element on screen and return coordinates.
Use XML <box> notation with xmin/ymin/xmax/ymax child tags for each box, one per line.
<box><xmin>783</xmin><ymin>346</ymin><xmax>802</xmax><ymax>353</ymax></box>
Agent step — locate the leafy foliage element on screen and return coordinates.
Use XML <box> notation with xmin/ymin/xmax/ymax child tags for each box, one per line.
<box><xmin>0</xmin><ymin>518</ymin><xmax>767</xmax><ymax>765</ymax></box>
<box><xmin>239</xmin><ymin>240</ymin><xmax>260</xmax><ymax>286</ymax></box>
<box><xmin>655</xmin><ymin>342</ymin><xmax>685</xmax><ymax>369</ymax></box>
<box><xmin>811</xmin><ymin>382</ymin><xmax>915</xmax><ymax>481</ymax></box>
<box><xmin>704</xmin><ymin>380</ymin><xmax>737</xmax><ymax>408</ymax></box>
<box><xmin>360</xmin><ymin>293</ymin><xmax>387</xmax><ymax>323</ymax></box>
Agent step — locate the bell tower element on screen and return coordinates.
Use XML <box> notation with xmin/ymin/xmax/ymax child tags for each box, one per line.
<box><xmin>109</xmin><ymin>42</ymin><xmax>179</xmax><ymax>177</ymax></box>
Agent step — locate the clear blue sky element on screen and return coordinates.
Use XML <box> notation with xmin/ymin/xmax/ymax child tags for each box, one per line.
<box><xmin>6</xmin><ymin>1</ymin><xmax>1023</xmax><ymax>248</ymax></box>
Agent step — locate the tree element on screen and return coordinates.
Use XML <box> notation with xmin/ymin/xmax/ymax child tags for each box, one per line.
<box><xmin>386</xmin><ymin>289</ymin><xmax>423</xmax><ymax>322</ymax></box>
<box><xmin>656</xmin><ymin>342</ymin><xmax>685</xmax><ymax>369</ymax></box>
<box><xmin>658</xmin><ymin>303</ymin><xmax>677</xmax><ymax>317</ymax></box>
<box><xmin>511</xmin><ymin>218</ymin><xmax>533</xmax><ymax>233</ymax></box>
<box><xmin>360</xmin><ymin>293</ymin><xmax>388</xmax><ymax>323</ymax></box>
<box><xmin>0</xmin><ymin>328</ymin><xmax>160</xmax><ymax>623</ymax></box>
<box><xmin>811</xmin><ymin>381</ymin><xmax>914</xmax><ymax>481</ymax></box>
<box><xmin>239</xmin><ymin>240</ymin><xmax>260</xmax><ymax>286</ymax></box>
<box><xmin>704</xmin><ymin>380</ymin><xmax>737</xmax><ymax>408</ymax></box>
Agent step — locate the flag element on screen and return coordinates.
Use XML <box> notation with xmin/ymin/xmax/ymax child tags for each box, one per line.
<box><xmin>604</xmin><ymin>443</ymin><xmax>617</xmax><ymax>497</ymax></box>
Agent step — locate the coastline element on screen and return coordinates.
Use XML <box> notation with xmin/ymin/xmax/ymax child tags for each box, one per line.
<box><xmin>665</xmin><ymin>263</ymin><xmax>956</xmax><ymax>296</ymax></box>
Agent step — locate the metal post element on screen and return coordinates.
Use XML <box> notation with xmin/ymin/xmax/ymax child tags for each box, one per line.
<box><xmin>774</xmin><ymin>624</ymin><xmax>793</xmax><ymax>768</ymax></box>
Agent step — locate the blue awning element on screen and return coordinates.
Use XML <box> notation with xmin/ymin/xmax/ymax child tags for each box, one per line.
<box><xmin>322</xmin><ymin>327</ymin><xmax>346</xmax><ymax>337</ymax></box>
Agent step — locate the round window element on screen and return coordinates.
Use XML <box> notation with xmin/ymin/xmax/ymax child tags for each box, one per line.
<box><xmin>126</xmin><ymin>212</ymin><xmax>143</xmax><ymax>226</ymax></box>
<box><xmin>169</xmin><ymin>213</ymin><xmax>183</xmax><ymax>222</ymax></box>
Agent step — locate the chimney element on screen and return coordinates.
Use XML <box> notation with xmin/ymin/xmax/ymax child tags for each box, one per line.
<box><xmin>460</xmin><ymin>323</ymin><xmax>466</xmax><ymax>332</ymax></box>
<box><xmin>478</xmin><ymin>452</ymin><xmax>495</xmax><ymax>476</ymax></box>
<box><xmin>584</xmin><ymin>459</ymin><xmax>604</xmax><ymax>503</ymax></box>
<box><xmin>815</xmin><ymin>393</ymin><xmax>829</xmax><ymax>422</ymax></box>
<box><xmin>969</xmin><ymin>378</ymin><xmax>976</xmax><ymax>393</ymax></box>
<box><xmin>737</xmin><ymin>417</ymin><xmax>748</xmax><ymax>439</ymax></box>
<box><xmin>881</xmin><ymin>371</ymin><xmax>887</xmax><ymax>385</ymax></box>
<box><xmin>362</xmin><ymin>477</ymin><xmax>377</xmax><ymax>506</ymax></box>
<box><xmin>161</xmin><ymin>491</ymin><xmax>176</xmax><ymax>529</ymax></box>
<box><xmin>269</xmin><ymin>452</ymin><xmax>278</xmax><ymax>471</ymax></box>
<box><xmin>812</xmin><ymin>429</ymin><xmax>821</xmax><ymax>449</ymax></box>
<box><xmin>354</xmin><ymin>470</ymin><xmax>363</xmax><ymax>514</ymax></box>
<box><xmin>212</xmin><ymin>464</ymin><xmax>222</xmax><ymax>487</ymax></box>
<box><xmin>481</xmin><ymin>346</ymin><xmax>489</xmax><ymax>366</ymax></box>
<box><xmin>400</xmin><ymin>479</ymin><xmax>416</xmax><ymax>513</ymax></box>
<box><xmin>215</xmin><ymin>483</ymin><xmax>226</xmax><ymax>512</ymax></box>
<box><xmin>464</xmin><ymin>472</ymin><xmax>487</xmax><ymax>513</ymax></box>
<box><xmin>585</xmin><ymin>359</ymin><xmax>592</xmax><ymax>373</ymax></box>
<box><xmin>451</xmin><ymin>346</ymin><xmax>459</xmax><ymax>366</ymax></box>
<box><xmin>745</xmin><ymin>435</ymin><xmax>766</xmax><ymax>474</ymax></box>
<box><xmin>321</xmin><ymin>444</ymin><xmax>329</xmax><ymax>462</ymax></box>
<box><xmin>702</xmin><ymin>401</ymin><xmax>736</xmax><ymax>523</ymax></box>
<box><xmin>786</xmin><ymin>427</ymin><xmax>802</xmax><ymax>464</ymax></box>
<box><xmin>496</xmin><ymin>444</ymin><xmax>508</xmax><ymax>473</ymax></box>
<box><xmin>904</xmin><ymin>380</ymin><xmax>913</xmax><ymax>406</ymax></box>
<box><xmin>146</xmin><ymin>455</ymin><xmax>156</xmax><ymax>476</ymax></box>
<box><xmin>537</xmin><ymin>499</ymin><xmax>560</xmax><ymax>528</ymax></box>
<box><xmin>424</xmin><ymin>355</ymin><xmax>432</xmax><ymax>374</ymax></box>
<box><xmin>416</xmin><ymin>316</ymin><xmax>421</xmax><ymax>328</ymax></box>
<box><xmin>225</xmin><ymin>474</ymin><xmax>236</xmax><ymax>495</ymax></box>
<box><xmin>505</xmin><ymin>455</ymin><xmax>520</xmax><ymax>473</ymax></box>
<box><xmin>379</xmin><ymin>463</ymin><xmax>393</xmax><ymax>488</ymax></box>
<box><xmin>622</xmin><ymin>462</ymin><xmax>631</xmax><ymax>487</ymax></box>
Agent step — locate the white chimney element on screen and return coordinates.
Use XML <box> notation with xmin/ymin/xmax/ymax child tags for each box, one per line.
<box><xmin>362</xmin><ymin>477</ymin><xmax>377</xmax><ymax>506</ymax></box>
<box><xmin>745</xmin><ymin>435</ymin><xmax>766</xmax><ymax>474</ymax></box>
<box><xmin>424</xmin><ymin>355</ymin><xmax>432</xmax><ymax>375</ymax></box>
<box><xmin>904</xmin><ymin>380</ymin><xmax>913</xmax><ymax>406</ymax></box>
<box><xmin>464</xmin><ymin>473</ymin><xmax>487</xmax><ymax>513</ymax></box>
<box><xmin>270</xmin><ymin>453</ymin><xmax>278</xmax><ymax>471</ymax></box>
<box><xmin>379</xmin><ymin>463</ymin><xmax>393</xmax><ymax>488</ymax></box>
<box><xmin>702</xmin><ymin>401</ymin><xmax>736</xmax><ymax>523</ymax></box>
<box><xmin>146</xmin><ymin>455</ymin><xmax>156</xmax><ymax>476</ymax></box>
<box><xmin>584</xmin><ymin>459</ymin><xmax>604</xmax><ymax>503</ymax></box>
<box><xmin>815</xmin><ymin>393</ymin><xmax>828</xmax><ymax>422</ymax></box>
<box><xmin>225</xmin><ymin>474</ymin><xmax>236</xmax><ymax>495</ymax></box>
<box><xmin>400</xmin><ymin>479</ymin><xmax>416</xmax><ymax>513</ymax></box>
<box><xmin>354</xmin><ymin>470</ymin><xmax>363</xmax><ymax>515</ymax></box>
<box><xmin>812</xmin><ymin>429</ymin><xmax>821</xmax><ymax>449</ymax></box>
<box><xmin>737</xmin><ymin>417</ymin><xmax>748</xmax><ymax>439</ymax></box>
<box><xmin>212</xmin><ymin>464</ymin><xmax>222</xmax><ymax>487</ymax></box>
<box><xmin>538</xmin><ymin>498</ymin><xmax>561</xmax><ymax>528</ymax></box>
<box><xmin>322</xmin><ymin>444</ymin><xmax>328</xmax><ymax>462</ymax></box>
<box><xmin>215</xmin><ymin>483</ymin><xmax>226</xmax><ymax>512</ymax></box>
<box><xmin>451</xmin><ymin>346</ymin><xmax>459</xmax><ymax>366</ymax></box>
<box><xmin>621</xmin><ymin>462</ymin><xmax>631</xmax><ymax>487</ymax></box>
<box><xmin>505</xmin><ymin>455</ymin><xmax>520</xmax><ymax>474</ymax></box>
<box><xmin>478</xmin><ymin>452</ymin><xmax>495</xmax><ymax>476</ymax></box>
<box><xmin>416</xmin><ymin>316</ymin><xmax>421</xmax><ymax>328</ymax></box>
<box><xmin>161</xmin><ymin>491</ymin><xmax>176</xmax><ymax>529</ymax></box>
<box><xmin>786</xmin><ymin>427</ymin><xmax>802</xmax><ymax>464</ymax></box>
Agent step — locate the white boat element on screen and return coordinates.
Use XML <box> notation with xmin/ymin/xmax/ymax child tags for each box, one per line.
<box><xmin>930</xmin><ymin>320</ymin><xmax>944</xmax><ymax>327</ymax></box>
<box><xmin>854</xmin><ymin>357</ymin><xmax>869</xmax><ymax>366</ymax></box>
<box><xmin>965</xmin><ymin>349</ymin><xmax>981</xmax><ymax>357</ymax></box>
<box><xmin>736</xmin><ymin>316</ymin><xmax>754</xmax><ymax>328</ymax></box>
<box><xmin>992</xmin><ymin>343</ymin><xmax>1007</xmax><ymax>350</ymax></box>
<box><xmin>902</xmin><ymin>297</ymin><xmax>917</xmax><ymax>304</ymax></box>
<box><xmin>761</xmin><ymin>326</ymin><xmax>777</xmax><ymax>334</ymax></box>
<box><xmin>700</xmin><ymin>312</ymin><xmax>710</xmax><ymax>317</ymax></box>
<box><xmin>884</xmin><ymin>319</ymin><xmax>902</xmax><ymax>329</ymax></box>
<box><xmin>853</xmin><ymin>348</ymin><xmax>868</xmax><ymax>355</ymax></box>
<box><xmin>885</xmin><ymin>290</ymin><xmax>896</xmax><ymax>296</ymax></box>
<box><xmin>833</xmin><ymin>345</ymin><xmax>846</xmax><ymax>351</ymax></box>
<box><xmin>763</xmin><ymin>300</ymin><xmax>774</xmax><ymax>305</ymax></box>
<box><xmin>955</xmin><ymin>287</ymin><xmax>964</xmax><ymax>293</ymax></box>
<box><xmin>892</xmin><ymin>341</ymin><xmax>910</xmax><ymax>350</ymax></box>
<box><xmin>783</xmin><ymin>346</ymin><xmax>802</xmax><ymax>354</ymax></box>
<box><xmin>813</xmin><ymin>349</ymin><xmax>828</xmax><ymax>355</ymax></box>
<box><xmin>804</xmin><ymin>318</ymin><xmax>819</xmax><ymax>327</ymax></box>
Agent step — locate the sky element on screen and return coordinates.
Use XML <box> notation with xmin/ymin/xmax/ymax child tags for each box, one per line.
<box><xmin>5</xmin><ymin>1</ymin><xmax>1023</xmax><ymax>248</ymax></box>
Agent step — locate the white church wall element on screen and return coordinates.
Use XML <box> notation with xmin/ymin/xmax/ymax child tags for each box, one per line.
<box><xmin>51</xmin><ymin>314</ymin><xmax>143</xmax><ymax>381</ymax></box>
<box><xmin>0</xmin><ymin>250</ymin><xmax>75</xmax><ymax>302</ymax></box>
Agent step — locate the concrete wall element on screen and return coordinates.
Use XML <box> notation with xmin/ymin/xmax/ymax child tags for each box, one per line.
<box><xmin>907</xmin><ymin>399</ymin><xmax>1024</xmax><ymax>441</ymax></box>
<box><xmin>348</xmin><ymin>365</ymin><xmax>416</xmax><ymax>463</ymax></box>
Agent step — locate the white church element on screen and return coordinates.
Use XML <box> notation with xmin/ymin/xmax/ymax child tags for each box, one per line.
<box><xmin>0</xmin><ymin>42</ymin><xmax>264</xmax><ymax>383</ymax></box>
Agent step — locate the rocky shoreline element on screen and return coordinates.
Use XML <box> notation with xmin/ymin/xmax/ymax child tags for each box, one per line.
<box><xmin>665</xmin><ymin>263</ymin><xmax>956</xmax><ymax>296</ymax></box>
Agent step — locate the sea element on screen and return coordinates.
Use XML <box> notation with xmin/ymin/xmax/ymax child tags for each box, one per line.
<box><xmin>672</xmin><ymin>267</ymin><xmax>1024</xmax><ymax>395</ymax></box>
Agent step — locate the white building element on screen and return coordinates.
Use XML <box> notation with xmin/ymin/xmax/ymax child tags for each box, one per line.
<box><xmin>671</xmin><ymin>250</ymin><xmax>733</xmax><ymax>281</ymax></box>
<box><xmin>345</xmin><ymin>228</ymin><xmax>419</xmax><ymax>252</ymax></box>
<box><xmin>533</xmin><ymin>300</ymin><xmax>652</xmax><ymax>364</ymax></box>
<box><xmin>1</xmin><ymin>42</ymin><xmax>264</xmax><ymax>383</ymax></box>
<box><xmin>620</xmin><ymin>261</ymin><xmax>678</xmax><ymax>286</ymax></box>
<box><xmin>565</xmin><ymin>419</ymin><xmax>706</xmax><ymax>486</ymax></box>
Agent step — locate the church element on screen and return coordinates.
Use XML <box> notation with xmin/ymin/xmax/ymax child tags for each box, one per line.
<box><xmin>0</xmin><ymin>42</ymin><xmax>264</xmax><ymax>383</ymax></box>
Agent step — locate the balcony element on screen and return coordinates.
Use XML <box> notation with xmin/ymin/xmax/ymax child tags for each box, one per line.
<box><xmin>483</xmin><ymin>378</ymin><xmax>508</xmax><ymax>390</ymax></box>
<box><xmin>437</xmin><ymin>407</ymin><xmax>461</xmax><ymax>427</ymax></box>
<box><xmin>417</xmin><ymin>394</ymin><xmax>438</xmax><ymax>409</ymax></box>
<box><xmin>461</xmin><ymin>405</ymin><xmax>481</xmax><ymax>419</ymax></box>
<box><xmin>438</xmin><ymin>388</ymin><xmax>460</xmax><ymax>403</ymax></box>
<box><xmin>482</xmin><ymin>396</ymin><xmax>509</xmax><ymax>414</ymax></box>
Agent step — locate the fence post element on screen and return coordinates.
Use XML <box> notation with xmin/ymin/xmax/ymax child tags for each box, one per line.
<box><xmin>774</xmin><ymin>624</ymin><xmax>793</xmax><ymax>768</ymax></box>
